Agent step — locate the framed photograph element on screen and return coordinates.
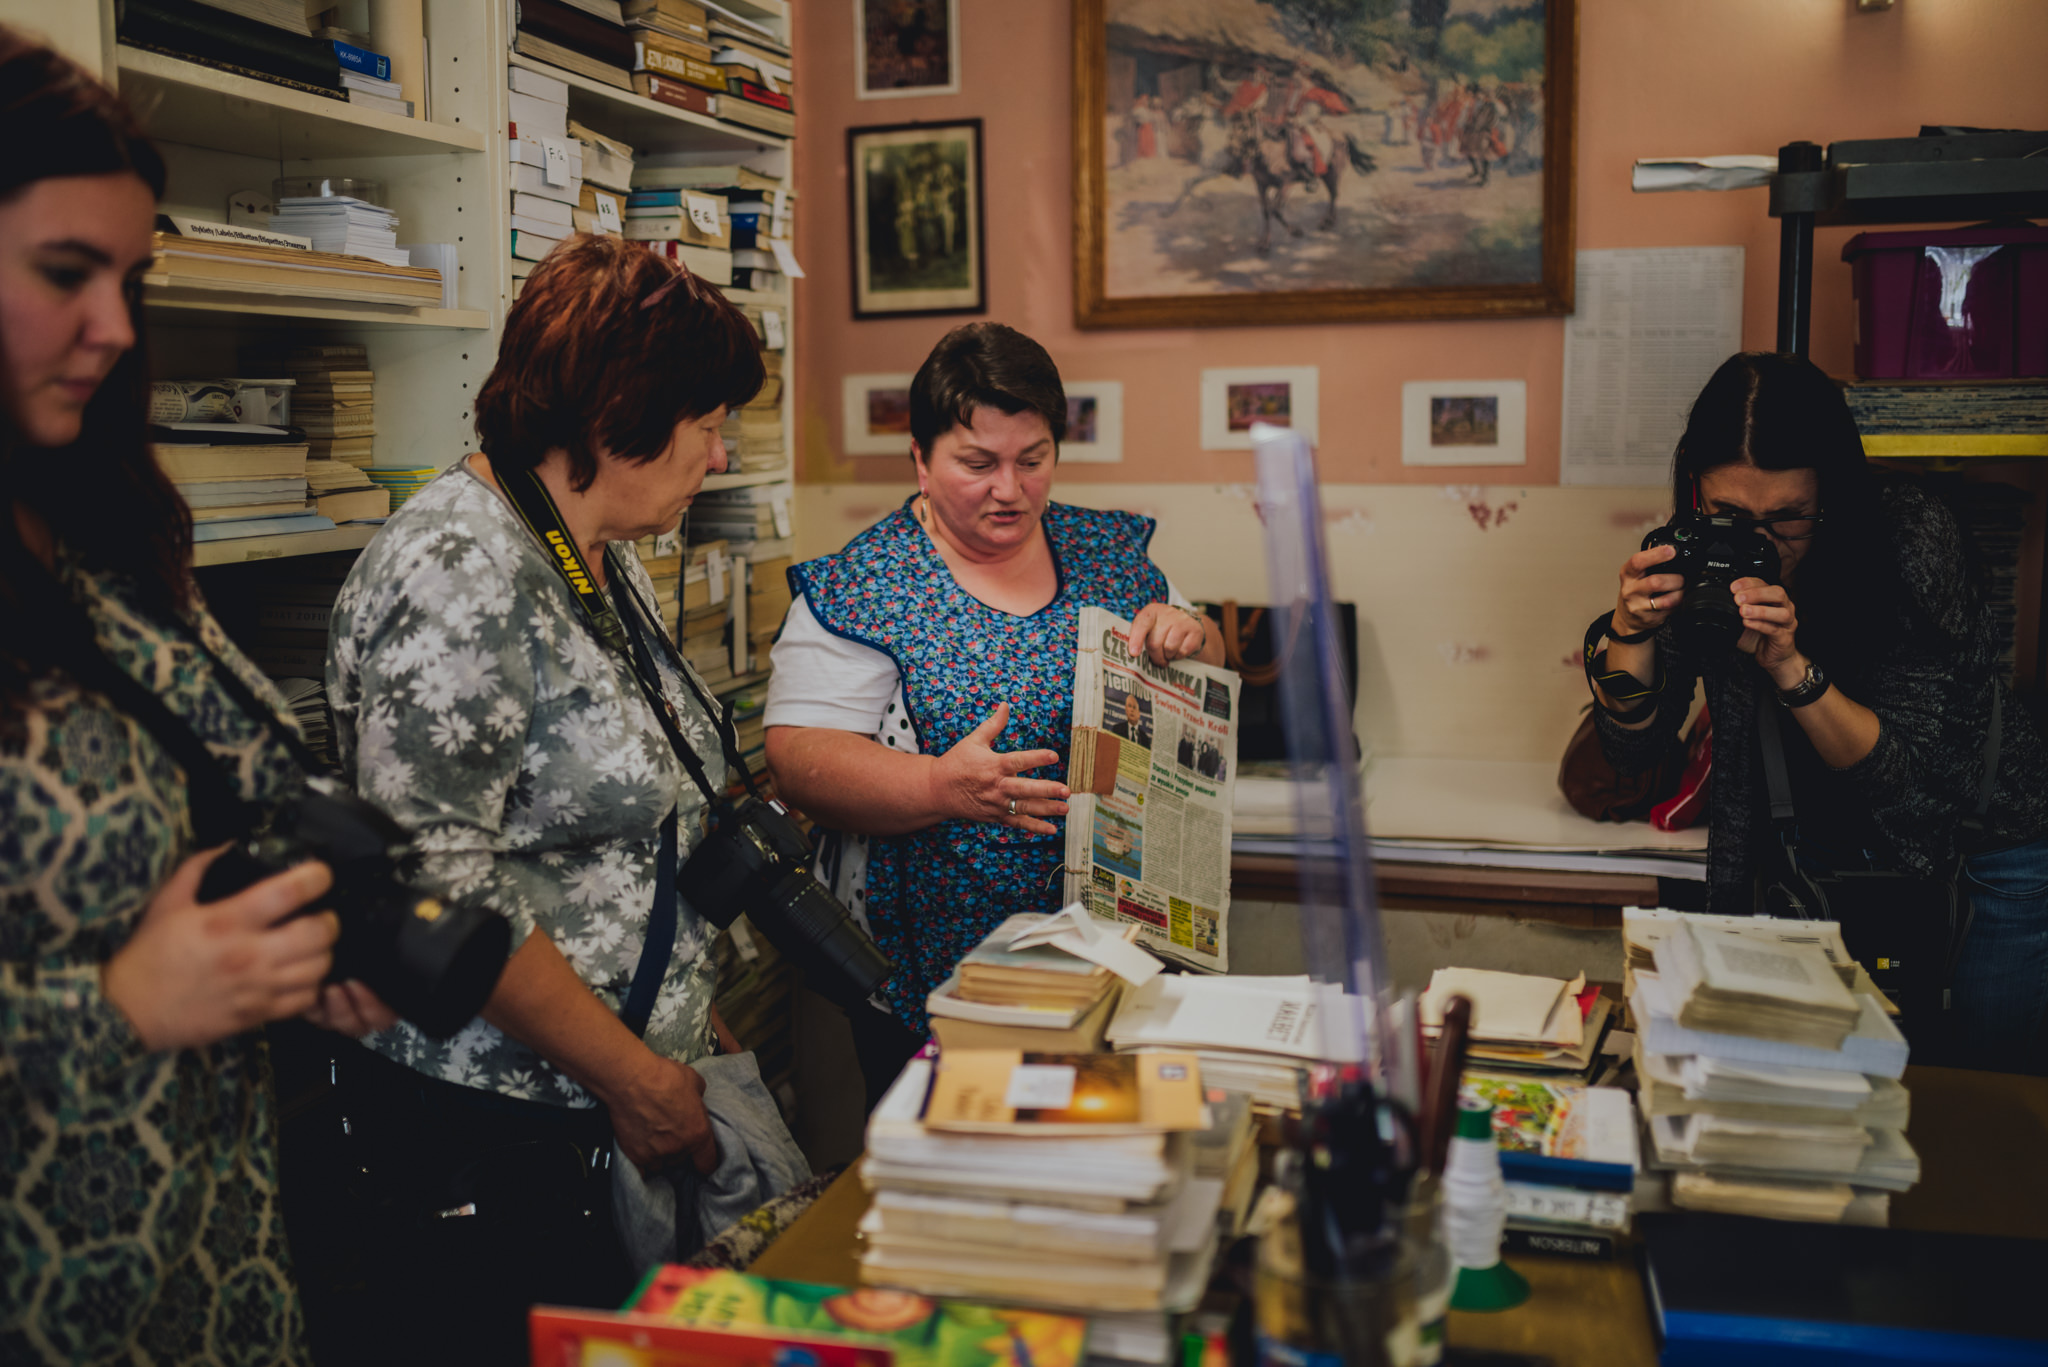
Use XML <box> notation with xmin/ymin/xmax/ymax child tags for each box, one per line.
<box><xmin>1072</xmin><ymin>0</ymin><xmax>1577</xmax><ymax>329</ymax></box>
<box><xmin>854</xmin><ymin>0</ymin><xmax>960</xmax><ymax>99</ymax></box>
<box><xmin>841</xmin><ymin>372</ymin><xmax>918</xmax><ymax>456</ymax></box>
<box><xmin>1200</xmin><ymin>366</ymin><xmax>1318</xmax><ymax>450</ymax></box>
<box><xmin>1400</xmin><ymin>379</ymin><xmax>1527</xmax><ymax>466</ymax></box>
<box><xmin>1060</xmin><ymin>380</ymin><xmax>1125</xmax><ymax>463</ymax></box>
<box><xmin>849</xmin><ymin>119</ymin><xmax>986</xmax><ymax>319</ymax></box>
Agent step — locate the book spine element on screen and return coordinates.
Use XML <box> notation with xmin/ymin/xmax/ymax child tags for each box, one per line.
<box><xmin>120</xmin><ymin>0</ymin><xmax>341</xmax><ymax>88</ymax></box>
<box><xmin>518</xmin><ymin>0</ymin><xmax>636</xmax><ymax>64</ymax></box>
<box><xmin>1502</xmin><ymin>1225</ymin><xmax>1616</xmax><ymax>1260</ymax></box>
<box><xmin>1497</xmin><ymin>1152</ymin><xmax>1637</xmax><ymax>1193</ymax></box>
<box><xmin>633</xmin><ymin>75</ymin><xmax>714</xmax><ymax>115</ymax></box>
<box><xmin>724</xmin><ymin>78</ymin><xmax>792</xmax><ymax>112</ymax></box>
<box><xmin>636</xmin><ymin>44</ymin><xmax>727</xmax><ymax>89</ymax></box>
<box><xmin>331</xmin><ymin>39</ymin><xmax>392</xmax><ymax>81</ymax></box>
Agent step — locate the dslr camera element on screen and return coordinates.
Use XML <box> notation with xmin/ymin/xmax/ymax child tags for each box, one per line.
<box><xmin>683</xmin><ymin>794</ymin><xmax>892</xmax><ymax>1010</ymax></box>
<box><xmin>198</xmin><ymin>777</ymin><xmax>514</xmax><ymax>1039</ymax></box>
<box><xmin>1640</xmin><ymin>510</ymin><xmax>1780</xmax><ymax>653</ymax></box>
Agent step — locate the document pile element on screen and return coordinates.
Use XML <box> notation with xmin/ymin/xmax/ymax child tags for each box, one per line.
<box><xmin>1627</xmin><ymin>909</ymin><xmax>1919</xmax><ymax>1225</ymax></box>
<box><xmin>927</xmin><ymin>909</ymin><xmax>1160</xmax><ymax>1054</ymax></box>
<box><xmin>269</xmin><ymin>194</ymin><xmax>410</xmax><ymax>267</ymax></box>
<box><xmin>1107</xmin><ymin>975</ymin><xmax>1355</xmax><ymax>1112</ymax></box>
<box><xmin>859</xmin><ymin>1053</ymin><xmax>1232</xmax><ymax>1317</ymax></box>
<box><xmin>1420</xmin><ymin>967</ymin><xmax>1612</xmax><ymax>1077</ymax></box>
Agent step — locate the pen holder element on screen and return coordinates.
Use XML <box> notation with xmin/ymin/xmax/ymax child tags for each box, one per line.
<box><xmin>1253</xmin><ymin>1190</ymin><xmax>1419</xmax><ymax>1367</ymax></box>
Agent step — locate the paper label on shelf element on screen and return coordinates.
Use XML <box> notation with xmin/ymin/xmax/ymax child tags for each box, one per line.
<box><xmin>1004</xmin><ymin>1064</ymin><xmax>1076</xmax><ymax>1111</ymax></box>
<box><xmin>767</xmin><ymin>238</ymin><xmax>805</xmax><ymax>279</ymax></box>
<box><xmin>761</xmin><ymin>309</ymin><xmax>785</xmax><ymax>349</ymax></box>
<box><xmin>771</xmin><ymin>496</ymin><xmax>792</xmax><ymax>539</ymax></box>
<box><xmin>541</xmin><ymin>138</ymin><xmax>572</xmax><ymax>188</ymax></box>
<box><xmin>685</xmin><ymin>194</ymin><xmax>722</xmax><ymax>236</ymax></box>
<box><xmin>706</xmin><ymin>549</ymin><xmax>726</xmax><ymax>603</ymax></box>
<box><xmin>594</xmin><ymin>194</ymin><xmax>623</xmax><ymax>234</ymax></box>
<box><xmin>771</xmin><ymin>188</ymin><xmax>789</xmax><ymax>238</ymax></box>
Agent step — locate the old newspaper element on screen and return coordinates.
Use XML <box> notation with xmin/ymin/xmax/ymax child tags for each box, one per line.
<box><xmin>1064</xmin><ymin>606</ymin><xmax>1240</xmax><ymax>972</ymax></box>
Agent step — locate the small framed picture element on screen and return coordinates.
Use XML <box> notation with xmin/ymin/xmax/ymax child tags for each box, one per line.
<box><xmin>1059</xmin><ymin>380</ymin><xmax>1124</xmax><ymax>463</ymax></box>
<box><xmin>1199</xmin><ymin>366</ymin><xmax>1319</xmax><ymax>451</ymax></box>
<box><xmin>849</xmin><ymin>120</ymin><xmax>985</xmax><ymax>319</ymax></box>
<box><xmin>841</xmin><ymin>372</ymin><xmax>918</xmax><ymax>456</ymax></box>
<box><xmin>1400</xmin><ymin>380</ymin><xmax>1528</xmax><ymax>466</ymax></box>
<box><xmin>854</xmin><ymin>0</ymin><xmax>960</xmax><ymax>99</ymax></box>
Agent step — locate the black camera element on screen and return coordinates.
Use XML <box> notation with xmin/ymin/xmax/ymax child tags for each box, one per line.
<box><xmin>1640</xmin><ymin>510</ymin><xmax>1781</xmax><ymax>653</ymax></box>
<box><xmin>198</xmin><ymin>777</ymin><xmax>514</xmax><ymax>1039</ymax></box>
<box><xmin>683</xmin><ymin>795</ymin><xmax>891</xmax><ymax>1010</ymax></box>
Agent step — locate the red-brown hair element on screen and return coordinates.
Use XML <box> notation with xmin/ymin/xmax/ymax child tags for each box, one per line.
<box><xmin>474</xmin><ymin>235</ymin><xmax>764</xmax><ymax>490</ymax></box>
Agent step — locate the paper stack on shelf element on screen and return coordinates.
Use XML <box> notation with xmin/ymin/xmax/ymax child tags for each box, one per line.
<box><xmin>507</xmin><ymin>65</ymin><xmax>578</xmax><ymax>293</ymax></box>
<box><xmin>1422</xmin><ymin>967</ymin><xmax>1612</xmax><ymax>1078</ymax></box>
<box><xmin>858</xmin><ymin>1054</ymin><xmax>1228</xmax><ymax>1315</ymax></box>
<box><xmin>1630</xmin><ymin>911</ymin><xmax>1920</xmax><ymax>1225</ymax></box>
<box><xmin>676</xmin><ymin>540</ymin><xmax>733</xmax><ymax>683</ymax></box>
<box><xmin>706</xmin><ymin>7</ymin><xmax>792</xmax><ymax>138</ymax></box>
<box><xmin>149</xmin><ymin>229</ymin><xmax>443</xmax><ymax>311</ymax></box>
<box><xmin>729</xmin><ymin>352</ymin><xmax>787</xmax><ymax>474</ymax></box>
<box><xmin>1108</xmin><ymin>975</ymin><xmax>1357</xmax><ymax>1112</ymax></box>
<box><xmin>269</xmin><ymin>195</ymin><xmax>409</xmax><ymax>268</ymax></box>
<box><xmin>928</xmin><ymin>912</ymin><xmax>1154</xmax><ymax>1055</ymax></box>
<box><xmin>260</xmin><ymin>344</ymin><xmax>377</xmax><ymax>468</ymax></box>
<box><xmin>303</xmin><ymin>458</ymin><xmax>389</xmax><ymax>523</ymax></box>
<box><xmin>630</xmin><ymin>519</ymin><xmax>684</xmax><ymax>635</ymax></box>
<box><xmin>1462</xmin><ymin>1073</ymin><xmax>1641</xmax><ymax>1260</ymax></box>
<box><xmin>335</xmin><ymin>40</ymin><xmax>412</xmax><ymax>118</ymax></box>
<box><xmin>625</xmin><ymin>0</ymin><xmax>725</xmax><ymax>110</ymax></box>
<box><xmin>513</xmin><ymin>0</ymin><xmax>636</xmax><ymax>91</ymax></box>
<box><xmin>567</xmin><ymin>118</ymin><xmax>635</xmax><ymax>237</ymax></box>
<box><xmin>624</xmin><ymin>186</ymin><xmax>733</xmax><ymax>284</ymax></box>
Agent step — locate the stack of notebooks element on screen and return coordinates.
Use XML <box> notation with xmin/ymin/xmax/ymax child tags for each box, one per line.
<box><xmin>269</xmin><ymin>194</ymin><xmax>408</xmax><ymax>268</ymax></box>
<box><xmin>927</xmin><ymin>913</ymin><xmax>1139</xmax><ymax>1054</ymax></box>
<box><xmin>1462</xmin><ymin>1073</ymin><xmax>1642</xmax><ymax>1260</ymax></box>
<box><xmin>1420</xmin><ymin>966</ymin><xmax>1612</xmax><ymax>1077</ymax></box>
<box><xmin>507</xmin><ymin>65</ymin><xmax>579</xmax><ymax>284</ymax></box>
<box><xmin>149</xmin><ymin>228</ymin><xmax>444</xmax><ymax>311</ymax></box>
<box><xmin>366</xmin><ymin>466</ymin><xmax>435</xmax><ymax>512</ymax></box>
<box><xmin>118</xmin><ymin>0</ymin><xmax>403</xmax><ymax>109</ymax></box>
<box><xmin>1629</xmin><ymin>910</ymin><xmax>1919</xmax><ymax>1226</ymax></box>
<box><xmin>676</xmin><ymin>540</ymin><xmax>734</xmax><ymax>687</ymax></box>
<box><xmin>263</xmin><ymin>345</ymin><xmax>376</xmax><ymax>468</ymax></box>
<box><xmin>859</xmin><ymin>1052</ymin><xmax>1227</xmax><ymax>1316</ymax></box>
<box><xmin>1107</xmin><ymin>975</ymin><xmax>1352</xmax><ymax>1112</ymax></box>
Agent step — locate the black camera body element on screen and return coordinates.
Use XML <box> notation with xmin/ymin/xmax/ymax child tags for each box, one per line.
<box><xmin>1641</xmin><ymin>510</ymin><xmax>1781</xmax><ymax>653</ymax></box>
<box><xmin>197</xmin><ymin>777</ymin><xmax>513</xmax><ymax>1039</ymax></box>
<box><xmin>683</xmin><ymin>795</ymin><xmax>891</xmax><ymax>1010</ymax></box>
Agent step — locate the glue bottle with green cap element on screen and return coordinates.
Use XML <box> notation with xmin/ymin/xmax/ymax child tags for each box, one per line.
<box><xmin>1442</xmin><ymin>1097</ymin><xmax>1529</xmax><ymax>1313</ymax></box>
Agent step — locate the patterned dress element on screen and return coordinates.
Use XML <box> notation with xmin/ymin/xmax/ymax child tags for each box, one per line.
<box><xmin>0</xmin><ymin>555</ymin><xmax>309</xmax><ymax>1366</ymax></box>
<box><xmin>793</xmin><ymin>499</ymin><xmax>1170</xmax><ymax>1033</ymax></box>
<box><xmin>326</xmin><ymin>464</ymin><xmax>726</xmax><ymax>1102</ymax></box>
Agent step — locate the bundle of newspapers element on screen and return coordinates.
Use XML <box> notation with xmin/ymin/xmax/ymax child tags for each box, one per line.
<box><xmin>1063</xmin><ymin>606</ymin><xmax>1241</xmax><ymax>973</ymax></box>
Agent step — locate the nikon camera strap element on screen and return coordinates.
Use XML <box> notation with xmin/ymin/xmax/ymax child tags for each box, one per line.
<box><xmin>496</xmin><ymin>466</ymin><xmax>761</xmax><ymax>1037</ymax></box>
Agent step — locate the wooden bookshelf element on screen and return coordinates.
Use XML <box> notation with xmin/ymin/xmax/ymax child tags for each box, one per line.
<box><xmin>144</xmin><ymin>282</ymin><xmax>490</xmax><ymax>331</ymax></box>
<box><xmin>192</xmin><ymin>523</ymin><xmax>380</xmax><ymax>568</ymax></box>
<box><xmin>506</xmin><ymin>52</ymin><xmax>787</xmax><ymax>154</ymax></box>
<box><xmin>116</xmin><ymin>46</ymin><xmax>487</xmax><ymax>160</ymax></box>
<box><xmin>702</xmin><ymin>470</ymin><xmax>793</xmax><ymax>491</ymax></box>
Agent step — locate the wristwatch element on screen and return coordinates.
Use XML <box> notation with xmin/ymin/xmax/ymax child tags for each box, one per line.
<box><xmin>1777</xmin><ymin>660</ymin><xmax>1830</xmax><ymax>709</ymax></box>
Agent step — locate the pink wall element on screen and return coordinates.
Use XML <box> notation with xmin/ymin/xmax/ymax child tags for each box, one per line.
<box><xmin>794</xmin><ymin>0</ymin><xmax>2048</xmax><ymax>487</ymax></box>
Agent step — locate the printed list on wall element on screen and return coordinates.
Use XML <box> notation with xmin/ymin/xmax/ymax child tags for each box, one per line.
<box><xmin>1560</xmin><ymin>247</ymin><xmax>1746</xmax><ymax>486</ymax></box>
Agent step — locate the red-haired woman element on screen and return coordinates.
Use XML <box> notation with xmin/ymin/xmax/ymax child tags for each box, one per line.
<box><xmin>321</xmin><ymin>235</ymin><xmax>789</xmax><ymax>1359</ymax></box>
<box><xmin>0</xmin><ymin>30</ymin><xmax>391</xmax><ymax>1364</ymax></box>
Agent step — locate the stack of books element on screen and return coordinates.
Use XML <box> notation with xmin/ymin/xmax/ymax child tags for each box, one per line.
<box><xmin>623</xmin><ymin>187</ymin><xmax>733</xmax><ymax>285</ymax></box>
<box><xmin>631</xmin><ymin>520</ymin><xmax>685</xmax><ymax>635</ymax></box>
<box><xmin>629</xmin><ymin>164</ymin><xmax>793</xmax><ymax>349</ymax></box>
<box><xmin>706</xmin><ymin>13</ymin><xmax>793</xmax><ymax>139</ymax></box>
<box><xmin>927</xmin><ymin>914</ymin><xmax>1140</xmax><ymax>1054</ymax></box>
<box><xmin>624</xmin><ymin>0</ymin><xmax>724</xmax><ymax>113</ymax></box>
<box><xmin>119</xmin><ymin>0</ymin><xmax>383</xmax><ymax>105</ymax></box>
<box><xmin>268</xmin><ymin>195</ymin><xmax>409</xmax><ymax>268</ymax></box>
<box><xmin>859</xmin><ymin>1052</ymin><xmax>1226</xmax><ymax>1315</ymax></box>
<box><xmin>569</xmin><ymin>119</ymin><xmax>635</xmax><ymax>237</ymax></box>
<box><xmin>725</xmin><ymin>184</ymin><xmax>794</xmax><ymax>292</ymax></box>
<box><xmin>157</xmin><ymin>431</ymin><xmax>321</xmax><ymax>543</ymax></box>
<box><xmin>1462</xmin><ymin>1073</ymin><xmax>1641</xmax><ymax>1260</ymax></box>
<box><xmin>1107</xmin><ymin>975</ymin><xmax>1351</xmax><ymax>1111</ymax></box>
<box><xmin>1420</xmin><ymin>967</ymin><xmax>1612</xmax><ymax>1078</ymax></box>
<box><xmin>268</xmin><ymin>345</ymin><xmax>376</xmax><ymax>467</ymax></box>
<box><xmin>676</xmin><ymin>540</ymin><xmax>733</xmax><ymax>687</ymax></box>
<box><xmin>303</xmin><ymin>458</ymin><xmax>389</xmax><ymax>523</ymax></box>
<box><xmin>731</xmin><ymin>352</ymin><xmax>786</xmax><ymax>474</ymax></box>
<box><xmin>508</xmin><ymin>65</ymin><xmax>578</xmax><ymax>287</ymax></box>
<box><xmin>333</xmin><ymin>39</ymin><xmax>412</xmax><ymax>118</ymax></box>
<box><xmin>513</xmin><ymin>0</ymin><xmax>636</xmax><ymax>92</ymax></box>
<box><xmin>726</xmin><ymin>681</ymin><xmax>768</xmax><ymax>768</ymax></box>
<box><xmin>1630</xmin><ymin>912</ymin><xmax>1919</xmax><ymax>1225</ymax></box>
<box><xmin>149</xmin><ymin>229</ymin><xmax>444</xmax><ymax>311</ymax></box>
<box><xmin>740</xmin><ymin>550</ymin><xmax>792</xmax><ymax>676</ymax></box>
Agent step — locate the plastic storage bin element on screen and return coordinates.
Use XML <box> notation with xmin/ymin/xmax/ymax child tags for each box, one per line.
<box><xmin>1843</xmin><ymin>223</ymin><xmax>2048</xmax><ymax>380</ymax></box>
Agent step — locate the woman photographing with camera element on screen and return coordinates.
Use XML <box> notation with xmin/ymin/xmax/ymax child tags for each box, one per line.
<box><xmin>1591</xmin><ymin>352</ymin><xmax>2048</xmax><ymax>1073</ymax></box>
<box><xmin>0</xmin><ymin>32</ymin><xmax>390</xmax><ymax>1363</ymax></box>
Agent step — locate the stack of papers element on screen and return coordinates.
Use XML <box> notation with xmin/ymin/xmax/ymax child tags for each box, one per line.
<box><xmin>1420</xmin><ymin>967</ymin><xmax>1611</xmax><ymax>1076</ymax></box>
<box><xmin>858</xmin><ymin>1057</ymin><xmax>1231</xmax><ymax>1315</ymax></box>
<box><xmin>1635</xmin><ymin>1048</ymin><xmax>1911</xmax><ymax>1129</ymax></box>
<box><xmin>929</xmin><ymin>910</ymin><xmax>1158</xmax><ymax>1054</ymax></box>
<box><xmin>1657</xmin><ymin>920</ymin><xmax>1862</xmax><ymax>1050</ymax></box>
<box><xmin>268</xmin><ymin>196</ymin><xmax>410</xmax><ymax>267</ymax></box>
<box><xmin>1107</xmin><ymin>975</ymin><xmax>1359</xmax><ymax>1111</ymax></box>
<box><xmin>1667</xmin><ymin>1172</ymin><xmax>1890</xmax><ymax>1226</ymax></box>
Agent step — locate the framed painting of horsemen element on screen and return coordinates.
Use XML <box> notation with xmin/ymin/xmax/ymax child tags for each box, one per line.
<box><xmin>849</xmin><ymin>119</ymin><xmax>987</xmax><ymax>319</ymax></box>
<box><xmin>1073</xmin><ymin>0</ymin><xmax>1577</xmax><ymax>328</ymax></box>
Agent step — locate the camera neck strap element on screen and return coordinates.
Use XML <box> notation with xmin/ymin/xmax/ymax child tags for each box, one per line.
<box><xmin>497</xmin><ymin>465</ymin><xmax>761</xmax><ymax>810</ymax></box>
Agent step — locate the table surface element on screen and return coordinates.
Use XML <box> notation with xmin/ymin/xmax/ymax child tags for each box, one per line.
<box><xmin>748</xmin><ymin>1065</ymin><xmax>2048</xmax><ymax>1367</ymax></box>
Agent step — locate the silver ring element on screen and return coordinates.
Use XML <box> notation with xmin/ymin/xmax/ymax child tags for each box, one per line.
<box><xmin>1007</xmin><ymin>798</ymin><xmax>1018</xmax><ymax>817</ymax></box>
<box><xmin>1649</xmin><ymin>594</ymin><xmax>1659</xmax><ymax>611</ymax></box>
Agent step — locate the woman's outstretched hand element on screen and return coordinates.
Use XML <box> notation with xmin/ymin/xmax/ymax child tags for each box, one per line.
<box><xmin>102</xmin><ymin>847</ymin><xmax>340</xmax><ymax>1052</ymax></box>
<box><xmin>931</xmin><ymin>701</ymin><xmax>1069</xmax><ymax>834</ymax></box>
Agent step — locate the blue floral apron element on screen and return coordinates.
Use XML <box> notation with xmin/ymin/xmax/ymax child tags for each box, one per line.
<box><xmin>792</xmin><ymin>498</ymin><xmax>1170</xmax><ymax>1032</ymax></box>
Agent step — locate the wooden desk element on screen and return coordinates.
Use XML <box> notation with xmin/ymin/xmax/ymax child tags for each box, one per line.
<box><xmin>750</xmin><ymin>1067</ymin><xmax>2048</xmax><ymax>1367</ymax></box>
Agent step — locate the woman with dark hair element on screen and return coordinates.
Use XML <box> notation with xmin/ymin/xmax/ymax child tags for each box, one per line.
<box><xmin>0</xmin><ymin>30</ymin><xmax>390</xmax><ymax>1363</ymax></box>
<box><xmin>764</xmin><ymin>322</ymin><xmax>1222</xmax><ymax>1103</ymax></box>
<box><xmin>1592</xmin><ymin>351</ymin><xmax>2048</xmax><ymax>1072</ymax></box>
<box><xmin>322</xmin><ymin>234</ymin><xmax>795</xmax><ymax>1359</ymax></box>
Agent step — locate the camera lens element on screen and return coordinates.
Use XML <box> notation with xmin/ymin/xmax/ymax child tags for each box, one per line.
<box><xmin>352</xmin><ymin>890</ymin><xmax>514</xmax><ymax>1039</ymax></box>
<box><xmin>756</xmin><ymin>870</ymin><xmax>892</xmax><ymax>1010</ymax></box>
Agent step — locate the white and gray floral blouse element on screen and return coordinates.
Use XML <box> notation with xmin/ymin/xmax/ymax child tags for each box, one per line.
<box><xmin>328</xmin><ymin>464</ymin><xmax>727</xmax><ymax>1105</ymax></box>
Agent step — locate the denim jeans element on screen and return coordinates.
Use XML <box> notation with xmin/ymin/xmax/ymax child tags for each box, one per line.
<box><xmin>1942</xmin><ymin>837</ymin><xmax>2048</xmax><ymax>1075</ymax></box>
